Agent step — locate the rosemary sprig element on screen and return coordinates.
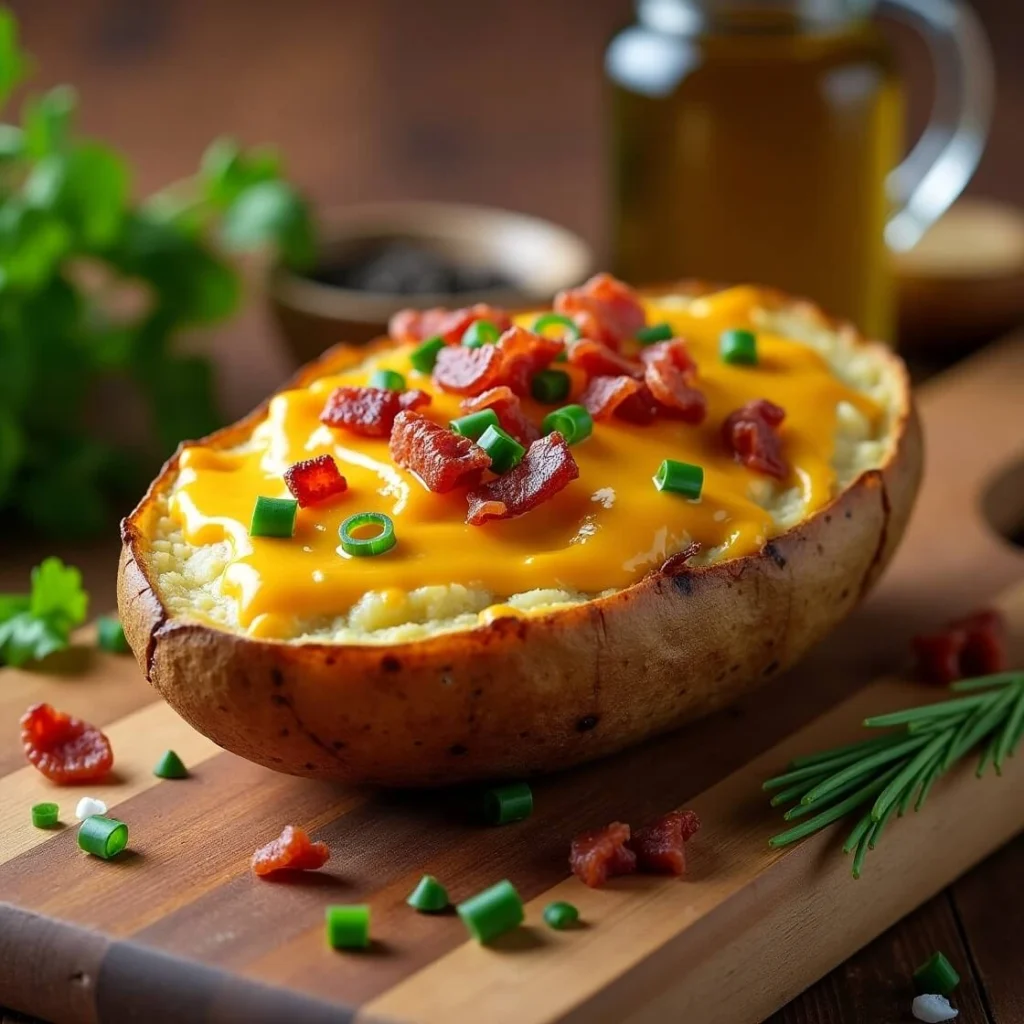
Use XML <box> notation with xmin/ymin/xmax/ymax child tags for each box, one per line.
<box><xmin>765</xmin><ymin>672</ymin><xmax>1024</xmax><ymax>878</ymax></box>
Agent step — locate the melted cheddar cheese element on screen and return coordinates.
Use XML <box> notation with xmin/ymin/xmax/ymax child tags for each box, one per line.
<box><xmin>162</xmin><ymin>288</ymin><xmax>881</xmax><ymax>638</ymax></box>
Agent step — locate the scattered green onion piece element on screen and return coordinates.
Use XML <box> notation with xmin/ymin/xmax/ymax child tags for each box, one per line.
<box><xmin>543</xmin><ymin>901</ymin><xmax>579</xmax><ymax>930</ymax></box>
<box><xmin>406</xmin><ymin>874</ymin><xmax>449</xmax><ymax>913</ymax></box>
<box><xmin>96</xmin><ymin>616</ymin><xmax>130</xmax><ymax>654</ymax></box>
<box><xmin>370</xmin><ymin>368</ymin><xmax>406</xmax><ymax>391</ymax></box>
<box><xmin>409</xmin><ymin>336</ymin><xmax>445</xmax><ymax>373</ymax></box>
<box><xmin>477</xmin><ymin>425</ymin><xmax>526</xmax><ymax>475</ymax></box>
<box><xmin>720</xmin><ymin>328</ymin><xmax>758</xmax><ymax>365</ymax></box>
<box><xmin>450</xmin><ymin>408</ymin><xmax>500</xmax><ymax>441</ymax></box>
<box><xmin>913</xmin><ymin>952</ymin><xmax>960</xmax><ymax>996</ymax></box>
<box><xmin>653</xmin><ymin>459</ymin><xmax>704</xmax><ymax>500</ymax></box>
<box><xmin>339</xmin><ymin>512</ymin><xmax>397</xmax><ymax>557</ymax></box>
<box><xmin>153</xmin><ymin>749</ymin><xmax>188</xmax><ymax>780</ymax></box>
<box><xmin>636</xmin><ymin>322</ymin><xmax>673</xmax><ymax>345</ymax></box>
<box><xmin>250</xmin><ymin>496</ymin><xmax>298</xmax><ymax>538</ymax></box>
<box><xmin>457</xmin><ymin>879</ymin><xmax>524</xmax><ymax>944</ymax></box>
<box><xmin>531</xmin><ymin>312</ymin><xmax>581</xmax><ymax>341</ymax></box>
<box><xmin>483</xmin><ymin>782</ymin><xmax>533</xmax><ymax>825</ymax></box>
<box><xmin>541</xmin><ymin>404</ymin><xmax>593</xmax><ymax>445</ymax></box>
<box><xmin>461</xmin><ymin>320</ymin><xmax>500</xmax><ymax>348</ymax></box>
<box><xmin>31</xmin><ymin>802</ymin><xmax>59</xmax><ymax>829</ymax></box>
<box><xmin>78</xmin><ymin>816</ymin><xmax>129</xmax><ymax>860</ymax></box>
<box><xmin>530</xmin><ymin>369</ymin><xmax>571</xmax><ymax>404</ymax></box>
<box><xmin>325</xmin><ymin>905</ymin><xmax>370</xmax><ymax>949</ymax></box>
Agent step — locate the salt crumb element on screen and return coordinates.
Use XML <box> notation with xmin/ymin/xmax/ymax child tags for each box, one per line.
<box><xmin>591</xmin><ymin>487</ymin><xmax>616</xmax><ymax>509</ymax></box>
<box><xmin>713</xmin><ymin>509</ymin><xmax>728</xmax><ymax>522</ymax></box>
<box><xmin>912</xmin><ymin>994</ymin><xmax>958</xmax><ymax>1022</ymax></box>
<box><xmin>75</xmin><ymin>797</ymin><xmax>107</xmax><ymax>820</ymax></box>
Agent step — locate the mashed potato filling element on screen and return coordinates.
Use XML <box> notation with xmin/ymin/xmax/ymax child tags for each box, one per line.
<box><xmin>140</xmin><ymin>288</ymin><xmax>901</xmax><ymax>644</ymax></box>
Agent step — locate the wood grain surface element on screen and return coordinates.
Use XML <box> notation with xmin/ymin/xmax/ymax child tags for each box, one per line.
<box><xmin>0</xmin><ymin>337</ymin><xmax>1020</xmax><ymax>1023</ymax></box>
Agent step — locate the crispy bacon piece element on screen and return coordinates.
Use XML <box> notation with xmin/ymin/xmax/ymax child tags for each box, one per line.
<box><xmin>913</xmin><ymin>608</ymin><xmax>1007</xmax><ymax>685</ymax></box>
<box><xmin>21</xmin><ymin>703</ymin><xmax>114</xmax><ymax>784</ymax></box>
<box><xmin>390</xmin><ymin>411</ymin><xmax>491</xmax><ymax>493</ymax></box>
<box><xmin>388</xmin><ymin>304</ymin><xmax>512</xmax><ymax>346</ymax></box>
<box><xmin>722</xmin><ymin>399</ymin><xmax>789</xmax><ymax>478</ymax></box>
<box><xmin>466</xmin><ymin>432</ymin><xmax>579</xmax><ymax>525</ymax></box>
<box><xmin>567</xmin><ymin>338</ymin><xmax>642</xmax><ymax>379</ymax></box>
<box><xmin>461</xmin><ymin>386</ymin><xmax>540</xmax><ymax>445</ymax></box>
<box><xmin>252</xmin><ymin>825</ymin><xmax>331</xmax><ymax>877</ymax></box>
<box><xmin>642</xmin><ymin>340</ymin><xmax>707</xmax><ymax>424</ymax></box>
<box><xmin>580</xmin><ymin>375</ymin><xmax>645</xmax><ymax>422</ymax></box>
<box><xmin>495</xmin><ymin>326</ymin><xmax>563</xmax><ymax>396</ymax></box>
<box><xmin>283</xmin><ymin>454</ymin><xmax>348</xmax><ymax>508</ymax></box>
<box><xmin>570</xmin><ymin>821</ymin><xmax>637</xmax><ymax>888</ymax></box>
<box><xmin>615</xmin><ymin>382</ymin><xmax>661</xmax><ymax>425</ymax></box>
<box><xmin>554</xmin><ymin>273</ymin><xmax>646</xmax><ymax>350</ymax></box>
<box><xmin>628</xmin><ymin>810</ymin><xmax>701</xmax><ymax>876</ymax></box>
<box><xmin>320</xmin><ymin>386</ymin><xmax>430</xmax><ymax>438</ymax></box>
<box><xmin>433</xmin><ymin>344</ymin><xmax>504</xmax><ymax>396</ymax></box>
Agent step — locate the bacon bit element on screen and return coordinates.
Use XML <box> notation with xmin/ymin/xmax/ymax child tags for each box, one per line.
<box><xmin>580</xmin><ymin>375</ymin><xmax>644</xmax><ymax>422</ymax></box>
<box><xmin>320</xmin><ymin>386</ymin><xmax>430</xmax><ymax>438</ymax></box>
<box><xmin>722</xmin><ymin>399</ymin><xmax>789</xmax><ymax>478</ymax></box>
<box><xmin>466</xmin><ymin>432</ymin><xmax>579</xmax><ymax>525</ymax></box>
<box><xmin>570</xmin><ymin>821</ymin><xmax>637</xmax><ymax>888</ymax></box>
<box><xmin>628</xmin><ymin>810</ymin><xmax>702</xmax><ymax>876</ymax></box>
<box><xmin>388</xmin><ymin>304</ymin><xmax>512</xmax><ymax>346</ymax></box>
<box><xmin>495</xmin><ymin>326</ymin><xmax>563</xmax><ymax>396</ymax></box>
<box><xmin>567</xmin><ymin>338</ymin><xmax>643</xmax><ymax>379</ymax></box>
<box><xmin>21</xmin><ymin>703</ymin><xmax>114</xmax><ymax>784</ymax></box>
<box><xmin>433</xmin><ymin>344</ymin><xmax>504</xmax><ymax>396</ymax></box>
<box><xmin>615</xmin><ymin>382</ymin><xmax>661</xmax><ymax>425</ymax></box>
<box><xmin>251</xmin><ymin>825</ymin><xmax>331</xmax><ymax>877</ymax></box>
<box><xmin>461</xmin><ymin>386</ymin><xmax>540</xmax><ymax>445</ymax></box>
<box><xmin>642</xmin><ymin>340</ymin><xmax>707</xmax><ymax>424</ymax></box>
<box><xmin>283</xmin><ymin>454</ymin><xmax>348</xmax><ymax>508</ymax></box>
<box><xmin>390</xmin><ymin>411</ymin><xmax>491</xmax><ymax>493</ymax></box>
<box><xmin>554</xmin><ymin>273</ymin><xmax>646</xmax><ymax>350</ymax></box>
<box><xmin>913</xmin><ymin>608</ymin><xmax>1007</xmax><ymax>685</ymax></box>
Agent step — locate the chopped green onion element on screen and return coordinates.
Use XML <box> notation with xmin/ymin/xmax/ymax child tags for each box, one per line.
<box><xmin>531</xmin><ymin>313</ymin><xmax>581</xmax><ymax>341</ymax></box>
<box><xmin>541</xmin><ymin>404</ymin><xmax>593</xmax><ymax>445</ymax></box>
<box><xmin>636</xmin><ymin>322</ymin><xmax>673</xmax><ymax>345</ymax></box>
<box><xmin>457</xmin><ymin>879</ymin><xmax>524</xmax><ymax>944</ymax></box>
<box><xmin>543</xmin><ymin>901</ymin><xmax>580</xmax><ymax>930</ymax></box>
<box><xmin>913</xmin><ymin>952</ymin><xmax>960</xmax><ymax>996</ymax></box>
<box><xmin>31</xmin><ymin>802</ymin><xmax>59</xmax><ymax>829</ymax></box>
<box><xmin>477</xmin><ymin>425</ymin><xmax>526</xmax><ymax>474</ymax></box>
<box><xmin>450</xmin><ymin>409</ymin><xmax>500</xmax><ymax>441</ymax></box>
<box><xmin>483</xmin><ymin>782</ymin><xmax>533</xmax><ymax>825</ymax></box>
<box><xmin>653</xmin><ymin>459</ymin><xmax>704</xmax><ymax>499</ymax></box>
<box><xmin>370</xmin><ymin>368</ymin><xmax>406</xmax><ymax>391</ymax></box>
<box><xmin>339</xmin><ymin>512</ymin><xmax>396</xmax><ymax>557</ymax></box>
<box><xmin>325</xmin><ymin>905</ymin><xmax>370</xmax><ymax>949</ymax></box>
<box><xmin>720</xmin><ymin>328</ymin><xmax>758</xmax><ymax>365</ymax></box>
<box><xmin>96</xmin><ymin>616</ymin><xmax>130</xmax><ymax>654</ymax></box>
<box><xmin>78</xmin><ymin>816</ymin><xmax>129</xmax><ymax>860</ymax></box>
<box><xmin>409</xmin><ymin>336</ymin><xmax>446</xmax><ymax>373</ymax></box>
<box><xmin>250</xmin><ymin>496</ymin><xmax>298</xmax><ymax>538</ymax></box>
<box><xmin>406</xmin><ymin>874</ymin><xmax>449</xmax><ymax>913</ymax></box>
<box><xmin>530</xmin><ymin>369</ymin><xmax>571</xmax><ymax>404</ymax></box>
<box><xmin>461</xmin><ymin>320</ymin><xmax>501</xmax><ymax>348</ymax></box>
<box><xmin>153</xmin><ymin>749</ymin><xmax>188</xmax><ymax>780</ymax></box>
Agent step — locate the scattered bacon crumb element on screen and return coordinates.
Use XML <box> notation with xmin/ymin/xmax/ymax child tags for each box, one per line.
<box><xmin>461</xmin><ymin>386</ymin><xmax>540</xmax><ymax>445</ymax></box>
<box><xmin>283</xmin><ymin>454</ymin><xmax>348</xmax><ymax>508</ymax></box>
<box><xmin>615</xmin><ymin>382</ymin><xmax>661</xmax><ymax>425</ymax></box>
<box><xmin>466</xmin><ymin>432</ymin><xmax>579</xmax><ymax>525</ymax></box>
<box><xmin>433</xmin><ymin>344</ymin><xmax>504</xmax><ymax>396</ymax></box>
<box><xmin>390</xmin><ymin>411</ymin><xmax>491</xmax><ymax>493</ymax></box>
<box><xmin>567</xmin><ymin>338</ymin><xmax>642</xmax><ymax>379</ymax></box>
<box><xmin>554</xmin><ymin>273</ymin><xmax>646</xmax><ymax>350</ymax></box>
<box><xmin>642</xmin><ymin>340</ymin><xmax>707</xmax><ymax>424</ymax></box>
<box><xmin>320</xmin><ymin>386</ymin><xmax>430</xmax><ymax>438</ymax></box>
<box><xmin>722</xmin><ymin>399</ymin><xmax>789</xmax><ymax>478</ymax></box>
<box><xmin>580</xmin><ymin>375</ymin><xmax>645</xmax><ymax>422</ymax></box>
<box><xmin>251</xmin><ymin>825</ymin><xmax>331</xmax><ymax>877</ymax></box>
<box><xmin>570</xmin><ymin>822</ymin><xmax>637</xmax><ymax>888</ymax></box>
<box><xmin>21</xmin><ymin>703</ymin><xmax>114</xmax><ymax>784</ymax></box>
<box><xmin>388</xmin><ymin>304</ymin><xmax>511</xmax><ymax>346</ymax></box>
<box><xmin>913</xmin><ymin>608</ymin><xmax>1007</xmax><ymax>685</ymax></box>
<box><xmin>628</xmin><ymin>810</ymin><xmax>702</xmax><ymax>876</ymax></box>
<box><xmin>494</xmin><ymin>325</ymin><xmax>563</xmax><ymax>396</ymax></box>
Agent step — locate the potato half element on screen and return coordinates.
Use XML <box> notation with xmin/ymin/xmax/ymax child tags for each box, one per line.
<box><xmin>118</xmin><ymin>284</ymin><xmax>922</xmax><ymax>785</ymax></box>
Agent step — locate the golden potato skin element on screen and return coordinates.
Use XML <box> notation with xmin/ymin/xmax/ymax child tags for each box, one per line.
<box><xmin>117</xmin><ymin>287</ymin><xmax>922</xmax><ymax>786</ymax></box>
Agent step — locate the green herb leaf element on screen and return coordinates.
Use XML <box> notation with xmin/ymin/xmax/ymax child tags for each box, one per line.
<box><xmin>0</xmin><ymin>124</ymin><xmax>25</xmax><ymax>160</ymax></box>
<box><xmin>136</xmin><ymin>352</ymin><xmax>221</xmax><ymax>451</ymax></box>
<box><xmin>221</xmin><ymin>179</ymin><xmax>315</xmax><ymax>269</ymax></box>
<box><xmin>200</xmin><ymin>137</ymin><xmax>281</xmax><ymax>209</ymax></box>
<box><xmin>29</xmin><ymin>557</ymin><xmax>88</xmax><ymax>632</ymax></box>
<box><xmin>0</xmin><ymin>612</ymin><xmax>66</xmax><ymax>666</ymax></box>
<box><xmin>22</xmin><ymin>85</ymin><xmax>77</xmax><ymax>157</ymax></box>
<box><xmin>0</xmin><ymin>8</ymin><xmax>29</xmax><ymax>106</ymax></box>
<box><xmin>0</xmin><ymin>201</ymin><xmax>71</xmax><ymax>290</ymax></box>
<box><xmin>0</xmin><ymin>557</ymin><xmax>88</xmax><ymax>666</ymax></box>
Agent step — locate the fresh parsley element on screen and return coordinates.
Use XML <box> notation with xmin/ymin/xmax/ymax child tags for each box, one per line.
<box><xmin>0</xmin><ymin>557</ymin><xmax>88</xmax><ymax>666</ymax></box>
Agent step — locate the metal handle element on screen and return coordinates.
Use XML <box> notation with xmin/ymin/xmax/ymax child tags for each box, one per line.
<box><xmin>882</xmin><ymin>0</ymin><xmax>994</xmax><ymax>252</ymax></box>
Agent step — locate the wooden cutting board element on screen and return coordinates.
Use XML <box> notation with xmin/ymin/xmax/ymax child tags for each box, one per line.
<box><xmin>1</xmin><ymin>336</ymin><xmax>1022</xmax><ymax>1024</ymax></box>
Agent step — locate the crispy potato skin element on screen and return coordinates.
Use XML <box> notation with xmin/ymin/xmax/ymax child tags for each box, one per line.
<box><xmin>117</xmin><ymin>286</ymin><xmax>922</xmax><ymax>786</ymax></box>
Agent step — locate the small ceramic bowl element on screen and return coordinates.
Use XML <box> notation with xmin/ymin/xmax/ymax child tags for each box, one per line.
<box><xmin>267</xmin><ymin>201</ymin><xmax>595</xmax><ymax>365</ymax></box>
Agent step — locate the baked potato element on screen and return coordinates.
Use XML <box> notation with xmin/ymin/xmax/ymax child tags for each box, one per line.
<box><xmin>118</xmin><ymin>278</ymin><xmax>922</xmax><ymax>785</ymax></box>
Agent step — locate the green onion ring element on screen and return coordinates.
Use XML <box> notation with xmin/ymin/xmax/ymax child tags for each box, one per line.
<box><xmin>339</xmin><ymin>512</ymin><xmax>397</xmax><ymax>557</ymax></box>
